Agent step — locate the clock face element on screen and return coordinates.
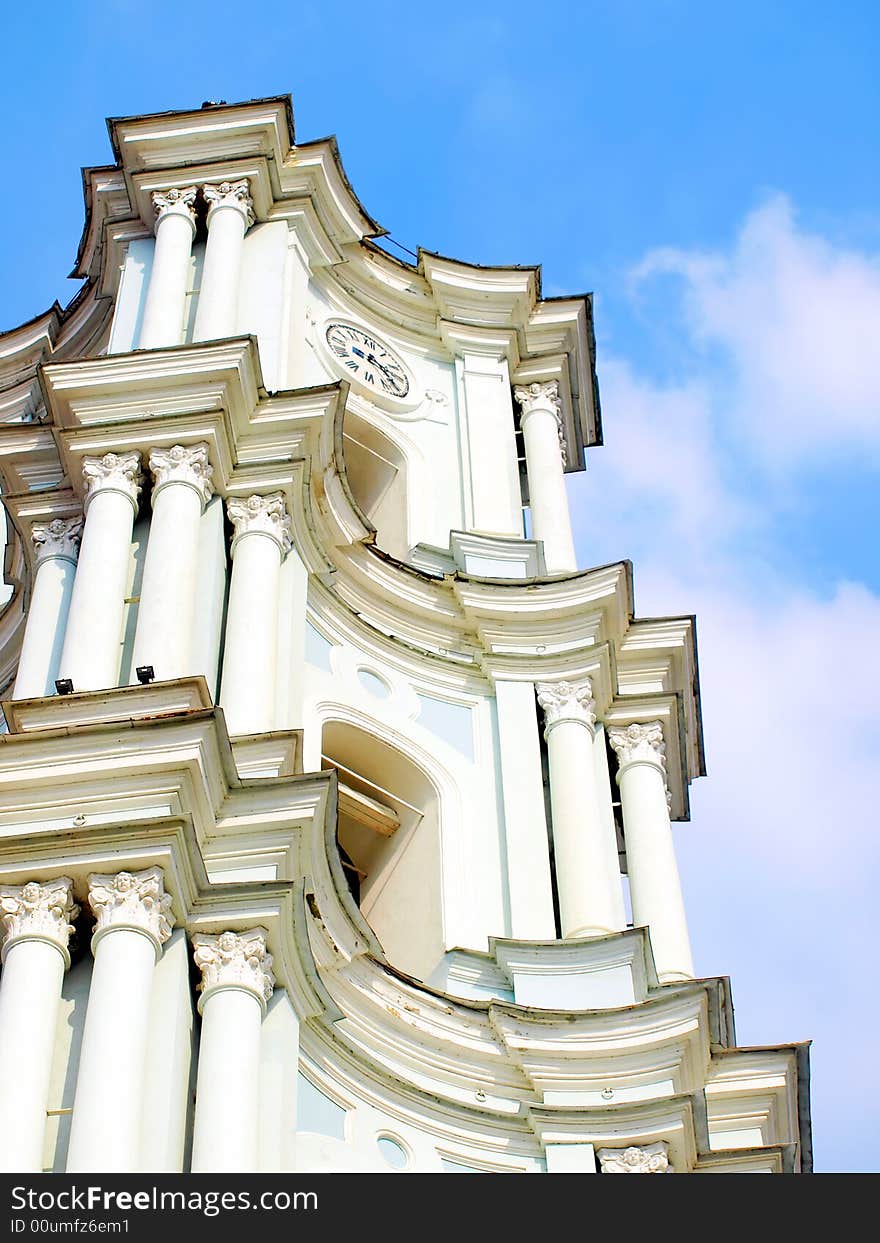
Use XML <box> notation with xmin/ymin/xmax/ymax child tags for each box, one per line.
<box><xmin>325</xmin><ymin>323</ymin><xmax>410</xmax><ymax>400</ymax></box>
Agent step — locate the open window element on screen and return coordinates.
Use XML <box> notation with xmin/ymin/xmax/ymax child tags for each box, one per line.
<box><xmin>322</xmin><ymin>719</ymin><xmax>444</xmax><ymax>983</ymax></box>
<box><xmin>341</xmin><ymin>414</ymin><xmax>409</xmax><ymax>561</ymax></box>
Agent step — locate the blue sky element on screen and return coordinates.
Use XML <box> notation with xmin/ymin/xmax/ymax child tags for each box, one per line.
<box><xmin>1</xmin><ymin>2</ymin><xmax>878</xmax><ymax>1172</ymax></box>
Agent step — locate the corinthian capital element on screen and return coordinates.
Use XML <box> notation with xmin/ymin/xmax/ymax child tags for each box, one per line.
<box><xmin>149</xmin><ymin>443</ymin><xmax>214</xmax><ymax>507</ymax></box>
<box><xmin>536</xmin><ymin>679</ymin><xmax>596</xmax><ymax>734</ymax></box>
<box><xmin>0</xmin><ymin>878</ymin><xmax>79</xmax><ymax>965</ymax></box>
<box><xmin>87</xmin><ymin>867</ymin><xmax>174</xmax><ymax>952</ymax></box>
<box><xmin>513</xmin><ymin>381</ymin><xmax>567</xmax><ymax>466</ymax></box>
<box><xmin>227</xmin><ymin>492</ymin><xmax>292</xmax><ymax>555</ymax></box>
<box><xmin>608</xmin><ymin>721</ymin><xmax>667</xmax><ymax>773</ymax></box>
<box><xmin>151</xmin><ymin>186</ymin><xmax>198</xmax><ymax>227</ymax></box>
<box><xmin>192</xmin><ymin>928</ymin><xmax>275</xmax><ymax>1011</ymax></box>
<box><xmin>597</xmin><ymin>1143</ymin><xmax>671</xmax><ymax>1174</ymax></box>
<box><xmin>203</xmin><ymin>179</ymin><xmax>255</xmax><ymax>227</ymax></box>
<box><xmin>31</xmin><ymin>516</ymin><xmax>83</xmax><ymax>564</ymax></box>
<box><xmin>82</xmin><ymin>452</ymin><xmax>143</xmax><ymax>513</ymax></box>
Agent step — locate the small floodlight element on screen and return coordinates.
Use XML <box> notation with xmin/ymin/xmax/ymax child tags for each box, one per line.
<box><xmin>136</xmin><ymin>666</ymin><xmax>155</xmax><ymax>685</ymax></box>
<box><xmin>55</xmin><ymin>678</ymin><xmax>74</xmax><ymax>695</ymax></box>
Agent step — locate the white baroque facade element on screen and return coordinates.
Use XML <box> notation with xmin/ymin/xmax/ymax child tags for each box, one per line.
<box><xmin>0</xmin><ymin>95</ymin><xmax>810</xmax><ymax>1174</ymax></box>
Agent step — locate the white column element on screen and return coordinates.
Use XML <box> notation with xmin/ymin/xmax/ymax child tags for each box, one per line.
<box><xmin>537</xmin><ymin>680</ymin><xmax>626</xmax><ymax>939</ymax></box>
<box><xmin>0</xmin><ymin>879</ymin><xmax>78</xmax><ymax>1172</ymax></box>
<box><xmin>192</xmin><ymin>180</ymin><xmax>254</xmax><ymax>343</ymax></box>
<box><xmin>191</xmin><ymin>929</ymin><xmax>275</xmax><ymax>1173</ymax></box>
<box><xmin>219</xmin><ymin>493</ymin><xmax>291</xmax><ymax>735</ymax></box>
<box><xmin>609</xmin><ymin>723</ymin><xmax>695</xmax><ymax>983</ymax></box>
<box><xmin>514</xmin><ymin>381</ymin><xmax>577</xmax><ymax>574</ymax></box>
<box><xmin>58</xmin><ymin>453</ymin><xmax>142</xmax><ymax>693</ymax></box>
<box><xmin>66</xmin><ymin>868</ymin><xmax>174</xmax><ymax>1173</ymax></box>
<box><xmin>494</xmin><ymin>679</ymin><xmax>556</xmax><ymax>940</ymax></box>
<box><xmin>138</xmin><ymin>188</ymin><xmax>198</xmax><ymax>350</ymax></box>
<box><xmin>12</xmin><ymin>517</ymin><xmax>82</xmax><ymax>698</ymax></box>
<box><xmin>130</xmin><ymin>443</ymin><xmax>214</xmax><ymax>681</ymax></box>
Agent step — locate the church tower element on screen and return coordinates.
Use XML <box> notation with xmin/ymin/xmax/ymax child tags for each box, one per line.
<box><xmin>0</xmin><ymin>96</ymin><xmax>810</xmax><ymax>1174</ymax></box>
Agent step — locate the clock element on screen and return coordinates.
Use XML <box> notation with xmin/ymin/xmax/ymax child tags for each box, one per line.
<box><xmin>324</xmin><ymin>322</ymin><xmax>411</xmax><ymax>401</ymax></box>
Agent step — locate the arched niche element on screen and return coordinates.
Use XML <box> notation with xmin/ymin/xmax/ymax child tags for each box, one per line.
<box><xmin>341</xmin><ymin>413</ymin><xmax>409</xmax><ymax>561</ymax></box>
<box><xmin>321</xmin><ymin>718</ymin><xmax>444</xmax><ymax>983</ymax></box>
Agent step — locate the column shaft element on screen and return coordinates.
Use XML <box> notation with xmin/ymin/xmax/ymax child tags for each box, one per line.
<box><xmin>190</xmin><ymin>928</ymin><xmax>274</xmax><ymax>1174</ymax></box>
<box><xmin>515</xmin><ymin>382</ymin><xmax>577</xmax><ymax>574</ymax></box>
<box><xmin>191</xmin><ymin>989</ymin><xmax>262</xmax><ymax>1171</ymax></box>
<box><xmin>58</xmin><ymin>455</ymin><xmax>141</xmax><ymax>693</ymax></box>
<box><xmin>13</xmin><ymin>517</ymin><xmax>81</xmax><ymax>698</ymax></box>
<box><xmin>66</xmin><ymin>869</ymin><xmax>173</xmax><ymax>1173</ymax></box>
<box><xmin>0</xmin><ymin>942</ymin><xmax>66</xmax><ymax>1171</ymax></box>
<box><xmin>0</xmin><ymin>878</ymin><xmax>78</xmax><ymax>1173</ymax></box>
<box><xmin>66</xmin><ymin>929</ymin><xmax>157</xmax><ymax>1172</ymax></box>
<box><xmin>617</xmin><ymin>762</ymin><xmax>694</xmax><ymax>982</ymax></box>
<box><xmin>193</xmin><ymin>181</ymin><xmax>253</xmax><ymax>343</ymax></box>
<box><xmin>546</xmin><ymin>719</ymin><xmax>625</xmax><ymax>938</ymax></box>
<box><xmin>131</xmin><ymin>445</ymin><xmax>213</xmax><ymax>681</ymax></box>
<box><xmin>219</xmin><ymin>494</ymin><xmax>290</xmax><ymax>736</ymax></box>
<box><xmin>138</xmin><ymin>190</ymin><xmax>197</xmax><ymax>350</ymax></box>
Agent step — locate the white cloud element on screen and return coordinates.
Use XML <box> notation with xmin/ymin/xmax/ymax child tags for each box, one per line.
<box><xmin>571</xmin><ymin>199</ymin><xmax>880</xmax><ymax>1168</ymax></box>
<box><xmin>632</xmin><ymin>195</ymin><xmax>880</xmax><ymax>465</ymax></box>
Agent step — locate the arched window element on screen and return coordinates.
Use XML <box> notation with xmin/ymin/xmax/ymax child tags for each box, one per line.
<box><xmin>321</xmin><ymin>718</ymin><xmax>444</xmax><ymax>982</ymax></box>
<box><xmin>341</xmin><ymin>414</ymin><xmax>409</xmax><ymax>561</ymax></box>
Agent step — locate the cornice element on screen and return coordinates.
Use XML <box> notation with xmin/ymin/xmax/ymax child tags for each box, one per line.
<box><xmin>0</xmin><ymin>684</ymin><xmax>801</xmax><ymax>1162</ymax></box>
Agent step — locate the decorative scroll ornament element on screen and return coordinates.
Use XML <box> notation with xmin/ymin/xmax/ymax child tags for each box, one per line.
<box><xmin>597</xmin><ymin>1142</ymin><xmax>671</xmax><ymax>1174</ymax></box>
<box><xmin>608</xmin><ymin>722</ymin><xmax>671</xmax><ymax>806</ymax></box>
<box><xmin>0</xmin><ymin>878</ymin><xmax>79</xmax><ymax>962</ymax></box>
<box><xmin>31</xmin><ymin>516</ymin><xmax>83</xmax><ymax>564</ymax></box>
<box><xmin>149</xmin><ymin>443</ymin><xmax>214</xmax><ymax>507</ymax></box>
<box><xmin>151</xmin><ymin>186</ymin><xmax>197</xmax><ymax>225</ymax></box>
<box><xmin>536</xmin><ymin>679</ymin><xmax>596</xmax><ymax>734</ymax></box>
<box><xmin>203</xmin><ymin>179</ymin><xmax>255</xmax><ymax>227</ymax></box>
<box><xmin>513</xmin><ymin>380</ymin><xmax>568</xmax><ymax>466</ymax></box>
<box><xmin>87</xmin><ymin>867</ymin><xmax>174</xmax><ymax>949</ymax></box>
<box><xmin>82</xmin><ymin>452</ymin><xmax>143</xmax><ymax>511</ymax></box>
<box><xmin>192</xmin><ymin>928</ymin><xmax>276</xmax><ymax>1010</ymax></box>
<box><xmin>227</xmin><ymin>493</ymin><xmax>293</xmax><ymax>555</ymax></box>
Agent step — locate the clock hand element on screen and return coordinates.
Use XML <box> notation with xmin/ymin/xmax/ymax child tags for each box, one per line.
<box><xmin>351</xmin><ymin>347</ymin><xmax>366</xmax><ymax>359</ymax></box>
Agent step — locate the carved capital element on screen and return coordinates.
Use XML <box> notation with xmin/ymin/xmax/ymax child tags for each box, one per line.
<box><xmin>608</xmin><ymin>721</ymin><xmax>667</xmax><ymax>772</ymax></box>
<box><xmin>203</xmin><ymin>179</ymin><xmax>255</xmax><ymax>228</ymax></box>
<box><xmin>536</xmin><ymin>679</ymin><xmax>596</xmax><ymax>735</ymax></box>
<box><xmin>192</xmin><ymin>928</ymin><xmax>275</xmax><ymax>1011</ymax></box>
<box><xmin>0</xmin><ymin>877</ymin><xmax>79</xmax><ymax>965</ymax></box>
<box><xmin>82</xmin><ymin>452</ymin><xmax>143</xmax><ymax>514</ymax></box>
<box><xmin>227</xmin><ymin>492</ymin><xmax>292</xmax><ymax>555</ymax></box>
<box><xmin>149</xmin><ymin>443</ymin><xmax>214</xmax><ymax>507</ymax></box>
<box><xmin>151</xmin><ymin>186</ymin><xmax>198</xmax><ymax>230</ymax></box>
<box><xmin>87</xmin><ymin>867</ymin><xmax>174</xmax><ymax>954</ymax></box>
<box><xmin>597</xmin><ymin>1142</ymin><xmax>671</xmax><ymax>1174</ymax></box>
<box><xmin>31</xmin><ymin>516</ymin><xmax>83</xmax><ymax>564</ymax></box>
<box><xmin>513</xmin><ymin>380</ymin><xmax>567</xmax><ymax>466</ymax></box>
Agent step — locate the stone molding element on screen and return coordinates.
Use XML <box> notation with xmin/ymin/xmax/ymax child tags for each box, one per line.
<box><xmin>536</xmin><ymin>679</ymin><xmax>596</xmax><ymax>735</ymax></box>
<box><xmin>149</xmin><ymin>443</ymin><xmax>214</xmax><ymax>507</ymax></box>
<box><xmin>596</xmin><ymin>1142</ymin><xmax>671</xmax><ymax>1174</ymax></box>
<box><xmin>31</xmin><ymin>516</ymin><xmax>83</xmax><ymax>564</ymax></box>
<box><xmin>227</xmin><ymin>492</ymin><xmax>292</xmax><ymax>556</ymax></box>
<box><xmin>87</xmin><ymin>867</ymin><xmax>174</xmax><ymax>954</ymax></box>
<box><xmin>82</xmin><ymin>452</ymin><xmax>143</xmax><ymax>514</ymax></box>
<box><xmin>203</xmin><ymin>179</ymin><xmax>255</xmax><ymax>228</ymax></box>
<box><xmin>192</xmin><ymin>928</ymin><xmax>275</xmax><ymax>1012</ymax></box>
<box><xmin>151</xmin><ymin>186</ymin><xmax>198</xmax><ymax>229</ymax></box>
<box><xmin>608</xmin><ymin>721</ymin><xmax>671</xmax><ymax>806</ymax></box>
<box><xmin>513</xmin><ymin>380</ymin><xmax>567</xmax><ymax>467</ymax></box>
<box><xmin>0</xmin><ymin>877</ymin><xmax>79</xmax><ymax>966</ymax></box>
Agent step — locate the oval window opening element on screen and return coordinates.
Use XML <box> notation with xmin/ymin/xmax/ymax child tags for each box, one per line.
<box><xmin>377</xmin><ymin>1135</ymin><xmax>408</xmax><ymax>1170</ymax></box>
